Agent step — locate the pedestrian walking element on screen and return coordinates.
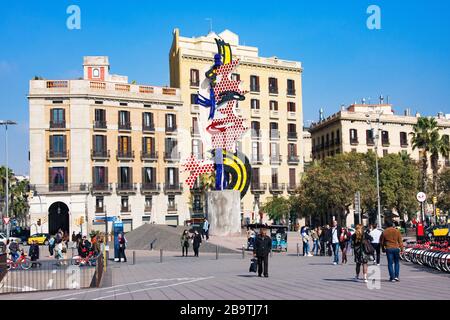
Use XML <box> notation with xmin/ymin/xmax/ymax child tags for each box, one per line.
<box><xmin>319</xmin><ymin>226</ymin><xmax>327</xmax><ymax>256</ymax></box>
<box><xmin>311</xmin><ymin>227</ymin><xmax>320</xmax><ymax>256</ymax></box>
<box><xmin>339</xmin><ymin>227</ymin><xmax>351</xmax><ymax>264</ymax></box>
<box><xmin>29</xmin><ymin>240</ymin><xmax>41</xmax><ymax>268</ymax></box>
<box><xmin>351</xmin><ymin>224</ymin><xmax>373</xmax><ymax>283</ymax></box>
<box><xmin>329</xmin><ymin>221</ymin><xmax>342</xmax><ymax>265</ymax></box>
<box><xmin>48</xmin><ymin>236</ymin><xmax>55</xmax><ymax>257</ymax></box>
<box><xmin>117</xmin><ymin>233</ymin><xmax>127</xmax><ymax>262</ymax></box>
<box><xmin>71</xmin><ymin>231</ymin><xmax>76</xmax><ymax>243</ymax></box>
<box><xmin>253</xmin><ymin>228</ymin><xmax>272</xmax><ymax>277</ymax></box>
<box><xmin>369</xmin><ymin>223</ymin><xmax>383</xmax><ymax>266</ymax></box>
<box><xmin>301</xmin><ymin>226</ymin><xmax>312</xmax><ymax>256</ymax></box>
<box><xmin>380</xmin><ymin>221</ymin><xmax>404</xmax><ymax>282</ymax></box>
<box><xmin>180</xmin><ymin>230</ymin><xmax>190</xmax><ymax>257</ymax></box>
<box><xmin>202</xmin><ymin>218</ymin><xmax>210</xmax><ymax>241</ymax></box>
<box><xmin>193</xmin><ymin>230</ymin><xmax>202</xmax><ymax>257</ymax></box>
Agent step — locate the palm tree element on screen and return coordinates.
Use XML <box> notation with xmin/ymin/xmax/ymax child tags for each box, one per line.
<box><xmin>0</xmin><ymin>166</ymin><xmax>15</xmax><ymax>216</ymax></box>
<box><xmin>411</xmin><ymin>117</ymin><xmax>442</xmax><ymax>193</ymax></box>
<box><xmin>430</xmin><ymin>134</ymin><xmax>450</xmax><ymax>194</ymax></box>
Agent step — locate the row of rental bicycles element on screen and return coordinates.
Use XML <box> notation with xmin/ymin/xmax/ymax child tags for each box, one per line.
<box><xmin>400</xmin><ymin>239</ymin><xmax>450</xmax><ymax>273</ymax></box>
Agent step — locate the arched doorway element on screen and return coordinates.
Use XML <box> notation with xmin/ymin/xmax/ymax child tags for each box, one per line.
<box><xmin>48</xmin><ymin>202</ymin><xmax>70</xmax><ymax>235</ymax></box>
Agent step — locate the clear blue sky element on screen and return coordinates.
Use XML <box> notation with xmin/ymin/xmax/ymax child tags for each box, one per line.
<box><xmin>1</xmin><ymin>0</ymin><xmax>449</xmax><ymax>175</ymax></box>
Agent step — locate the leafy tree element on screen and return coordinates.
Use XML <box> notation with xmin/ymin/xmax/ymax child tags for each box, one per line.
<box><xmin>261</xmin><ymin>196</ymin><xmax>290</xmax><ymax>224</ymax></box>
<box><xmin>437</xmin><ymin>169</ymin><xmax>450</xmax><ymax>213</ymax></box>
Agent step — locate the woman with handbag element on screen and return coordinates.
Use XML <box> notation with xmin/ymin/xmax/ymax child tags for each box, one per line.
<box><xmin>351</xmin><ymin>224</ymin><xmax>374</xmax><ymax>283</ymax></box>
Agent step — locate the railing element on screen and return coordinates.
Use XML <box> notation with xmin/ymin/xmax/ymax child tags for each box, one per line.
<box><xmin>163</xmin><ymin>183</ymin><xmax>183</xmax><ymax>193</ymax></box>
<box><xmin>250</xmin><ymin>85</ymin><xmax>260</xmax><ymax>92</ymax></box>
<box><xmin>164</xmin><ymin>152</ymin><xmax>180</xmax><ymax>161</ymax></box>
<box><xmin>118</xmin><ymin>122</ymin><xmax>132</xmax><ymax>131</ymax></box>
<box><xmin>251</xmin><ymin>130</ymin><xmax>262</xmax><ymax>139</ymax></box>
<box><xmin>287</xmin><ymin>89</ymin><xmax>296</xmax><ymax>96</ymax></box>
<box><xmin>31</xmin><ymin>184</ymin><xmax>89</xmax><ymax>193</ymax></box>
<box><xmin>270</xmin><ymin>155</ymin><xmax>282</xmax><ymax>165</ymax></box>
<box><xmin>141</xmin><ymin>151</ymin><xmax>158</xmax><ymax>161</ymax></box>
<box><xmin>251</xmin><ymin>155</ymin><xmax>264</xmax><ymax>164</ymax></box>
<box><xmin>165</xmin><ymin>126</ymin><xmax>177</xmax><ymax>133</ymax></box>
<box><xmin>287</xmin><ymin>132</ymin><xmax>298</xmax><ymax>140</ymax></box>
<box><xmin>270</xmin><ymin>130</ymin><xmax>280</xmax><ymax>140</ymax></box>
<box><xmin>91</xmin><ymin>183</ymin><xmax>112</xmax><ymax>193</ymax></box>
<box><xmin>367</xmin><ymin>139</ymin><xmax>375</xmax><ymax>146</ymax></box>
<box><xmin>139</xmin><ymin>86</ymin><xmax>154</xmax><ymax>94</ymax></box>
<box><xmin>251</xmin><ymin>183</ymin><xmax>267</xmax><ymax>192</ymax></box>
<box><xmin>350</xmin><ymin>139</ymin><xmax>359</xmax><ymax>145</ymax></box>
<box><xmin>401</xmin><ymin>141</ymin><xmax>408</xmax><ymax>148</ymax></box>
<box><xmin>287</xmin><ymin>184</ymin><xmax>299</xmax><ymax>193</ymax></box>
<box><xmin>49</xmin><ymin>120</ymin><xmax>66</xmax><ymax>129</ymax></box>
<box><xmin>269</xmin><ymin>87</ymin><xmax>278</xmax><ymax>94</ymax></box>
<box><xmin>120</xmin><ymin>205</ymin><xmax>131</xmax><ymax>213</ymax></box>
<box><xmin>190</xmin><ymin>80</ymin><xmax>200</xmax><ymax>87</ymax></box>
<box><xmin>47</xmin><ymin>80</ymin><xmax>68</xmax><ymax>88</ymax></box>
<box><xmin>90</xmin><ymin>81</ymin><xmax>106</xmax><ymax>90</ymax></box>
<box><xmin>91</xmin><ymin>149</ymin><xmax>110</xmax><ymax>160</ymax></box>
<box><xmin>116</xmin><ymin>183</ymin><xmax>137</xmax><ymax>192</ymax></box>
<box><xmin>93</xmin><ymin>120</ymin><xmax>107</xmax><ymax>129</ymax></box>
<box><xmin>287</xmin><ymin>155</ymin><xmax>300</xmax><ymax>164</ymax></box>
<box><xmin>162</xmin><ymin>88</ymin><xmax>177</xmax><ymax>95</ymax></box>
<box><xmin>142</xmin><ymin>124</ymin><xmax>155</xmax><ymax>132</ymax></box>
<box><xmin>0</xmin><ymin>257</ymin><xmax>100</xmax><ymax>294</ymax></box>
<box><xmin>382</xmin><ymin>140</ymin><xmax>390</xmax><ymax>147</ymax></box>
<box><xmin>115</xmin><ymin>84</ymin><xmax>130</xmax><ymax>92</ymax></box>
<box><xmin>47</xmin><ymin>150</ymin><xmax>69</xmax><ymax>160</ymax></box>
<box><xmin>116</xmin><ymin>150</ymin><xmax>135</xmax><ymax>160</ymax></box>
<box><xmin>191</xmin><ymin>127</ymin><xmax>200</xmax><ymax>136</ymax></box>
<box><xmin>270</xmin><ymin>183</ymin><xmax>285</xmax><ymax>192</ymax></box>
<box><xmin>141</xmin><ymin>182</ymin><xmax>160</xmax><ymax>193</ymax></box>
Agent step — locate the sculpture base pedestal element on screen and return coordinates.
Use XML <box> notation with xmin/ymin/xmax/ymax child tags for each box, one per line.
<box><xmin>206</xmin><ymin>190</ymin><xmax>241</xmax><ymax>236</ymax></box>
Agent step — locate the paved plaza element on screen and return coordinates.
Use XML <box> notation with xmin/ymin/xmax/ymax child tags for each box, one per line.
<box><xmin>1</xmin><ymin>243</ymin><xmax>449</xmax><ymax>300</ymax></box>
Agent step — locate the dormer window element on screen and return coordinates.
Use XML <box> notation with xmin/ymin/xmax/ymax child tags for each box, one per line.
<box><xmin>92</xmin><ymin>68</ymin><xmax>100</xmax><ymax>78</ymax></box>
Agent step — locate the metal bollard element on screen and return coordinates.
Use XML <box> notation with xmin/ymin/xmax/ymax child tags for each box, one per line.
<box><xmin>160</xmin><ymin>249</ymin><xmax>163</xmax><ymax>263</ymax></box>
<box><xmin>297</xmin><ymin>243</ymin><xmax>300</xmax><ymax>257</ymax></box>
<box><xmin>242</xmin><ymin>245</ymin><xmax>245</xmax><ymax>259</ymax></box>
<box><xmin>132</xmin><ymin>251</ymin><xmax>135</xmax><ymax>265</ymax></box>
<box><xmin>216</xmin><ymin>245</ymin><xmax>219</xmax><ymax>260</ymax></box>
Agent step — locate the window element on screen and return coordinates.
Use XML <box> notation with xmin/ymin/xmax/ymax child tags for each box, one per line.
<box><xmin>192</xmin><ymin>117</ymin><xmax>199</xmax><ymax>134</ymax></box>
<box><xmin>93</xmin><ymin>135</ymin><xmax>106</xmax><ymax>154</ymax></box>
<box><xmin>93</xmin><ymin>166</ymin><xmax>107</xmax><ymax>186</ymax></box>
<box><xmin>49</xmin><ymin>135</ymin><xmax>66</xmax><ymax>156</ymax></box>
<box><xmin>118</xmin><ymin>111</ymin><xmax>130</xmax><ymax>130</ymax></box>
<box><xmin>269</xmin><ymin>77</ymin><xmax>278</xmax><ymax>94</ymax></box>
<box><xmin>166</xmin><ymin>168</ymin><xmax>179</xmax><ymax>186</ymax></box>
<box><xmin>236</xmin><ymin>141</ymin><xmax>243</xmax><ymax>153</ymax></box>
<box><xmin>190</xmin><ymin>93</ymin><xmax>198</xmax><ymax>105</ymax></box>
<box><xmin>142</xmin><ymin>112</ymin><xmax>154</xmax><ymax>131</ymax></box>
<box><xmin>400</xmin><ymin>132</ymin><xmax>408</xmax><ymax>147</ymax></box>
<box><xmin>121</xmin><ymin>196</ymin><xmax>129</xmax><ymax>212</ymax></box>
<box><xmin>95</xmin><ymin>197</ymin><xmax>104</xmax><ymax>213</ymax></box>
<box><xmin>270</xmin><ymin>122</ymin><xmax>279</xmax><ymax>139</ymax></box>
<box><xmin>142</xmin><ymin>215</ymin><xmax>151</xmax><ymax>222</ymax></box>
<box><xmin>252</xmin><ymin>168</ymin><xmax>260</xmax><ymax>185</ymax></box>
<box><xmin>92</xmin><ymin>68</ymin><xmax>100</xmax><ymax>78</ymax></box>
<box><xmin>49</xmin><ymin>167</ymin><xmax>67</xmax><ymax>191</ymax></box>
<box><xmin>94</xmin><ymin>109</ymin><xmax>106</xmax><ymax>128</ymax></box>
<box><xmin>143</xmin><ymin>167</ymin><xmax>156</xmax><ymax>185</ymax></box>
<box><xmin>165</xmin><ymin>114</ymin><xmax>176</xmax><ymax>131</ymax></box>
<box><xmin>50</xmin><ymin>108</ymin><xmax>65</xmax><ymax>128</ymax></box>
<box><xmin>193</xmin><ymin>194</ymin><xmax>202</xmax><ymax>211</ymax></box>
<box><xmin>231</xmin><ymin>73</ymin><xmax>240</xmax><ymax>82</ymax></box>
<box><xmin>270</xmin><ymin>143</ymin><xmax>280</xmax><ymax>160</ymax></box>
<box><xmin>165</xmin><ymin>138</ymin><xmax>178</xmax><ymax>158</ymax></box>
<box><xmin>350</xmin><ymin>129</ymin><xmax>358</xmax><ymax>144</ymax></box>
<box><xmin>289</xmin><ymin>168</ymin><xmax>296</xmax><ymax>188</ymax></box>
<box><xmin>250</xmin><ymin>99</ymin><xmax>260</xmax><ymax>110</ymax></box>
<box><xmin>251</xmin><ymin>121</ymin><xmax>260</xmax><ymax>138</ymax></box>
<box><xmin>271</xmin><ymin>168</ymin><xmax>278</xmax><ymax>184</ymax></box>
<box><xmin>287</xmin><ymin>102</ymin><xmax>296</xmax><ymax>113</ymax></box>
<box><xmin>366</xmin><ymin>130</ymin><xmax>374</xmax><ymax>145</ymax></box>
<box><xmin>288</xmin><ymin>124</ymin><xmax>297</xmax><ymax>139</ymax></box>
<box><xmin>119</xmin><ymin>167</ymin><xmax>132</xmax><ymax>184</ymax></box>
<box><xmin>190</xmin><ymin>69</ymin><xmax>199</xmax><ymax>86</ymax></box>
<box><xmin>382</xmin><ymin>131</ymin><xmax>390</xmax><ymax>146</ymax></box>
<box><xmin>142</xmin><ymin>137</ymin><xmax>155</xmax><ymax>155</ymax></box>
<box><xmin>118</xmin><ymin>136</ymin><xmax>131</xmax><ymax>155</ymax></box>
<box><xmin>168</xmin><ymin>195</ymin><xmax>176</xmax><ymax>209</ymax></box>
<box><xmin>250</xmin><ymin>75</ymin><xmax>260</xmax><ymax>92</ymax></box>
<box><xmin>288</xmin><ymin>143</ymin><xmax>297</xmax><ymax>157</ymax></box>
<box><xmin>270</xmin><ymin>101</ymin><xmax>278</xmax><ymax>111</ymax></box>
<box><xmin>287</xmin><ymin>79</ymin><xmax>295</xmax><ymax>95</ymax></box>
<box><xmin>192</xmin><ymin>139</ymin><xmax>202</xmax><ymax>158</ymax></box>
<box><xmin>144</xmin><ymin>196</ymin><xmax>152</xmax><ymax>212</ymax></box>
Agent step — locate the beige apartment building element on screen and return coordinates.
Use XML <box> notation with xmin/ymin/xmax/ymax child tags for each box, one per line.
<box><xmin>309</xmin><ymin>103</ymin><xmax>450</xmax><ymax>168</ymax></box>
<box><xmin>169</xmin><ymin>29</ymin><xmax>304</xmax><ymax>223</ymax></box>
<box><xmin>28</xmin><ymin>56</ymin><xmax>186</xmax><ymax>234</ymax></box>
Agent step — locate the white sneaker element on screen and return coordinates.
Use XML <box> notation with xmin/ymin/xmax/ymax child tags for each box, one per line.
<box><xmin>364</xmin><ymin>279</ymin><xmax>368</xmax><ymax>283</ymax></box>
<box><xmin>377</xmin><ymin>264</ymin><xmax>380</xmax><ymax>266</ymax></box>
<box><xmin>333</xmin><ymin>262</ymin><xmax>337</xmax><ymax>265</ymax></box>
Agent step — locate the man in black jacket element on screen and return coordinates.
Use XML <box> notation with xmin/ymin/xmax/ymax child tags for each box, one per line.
<box><xmin>253</xmin><ymin>228</ymin><xmax>272</xmax><ymax>278</ymax></box>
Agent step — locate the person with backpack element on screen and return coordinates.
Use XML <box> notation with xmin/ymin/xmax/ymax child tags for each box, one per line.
<box><xmin>380</xmin><ymin>221</ymin><xmax>404</xmax><ymax>282</ymax></box>
<box><xmin>339</xmin><ymin>227</ymin><xmax>352</xmax><ymax>264</ymax></box>
<box><xmin>351</xmin><ymin>224</ymin><xmax>374</xmax><ymax>283</ymax></box>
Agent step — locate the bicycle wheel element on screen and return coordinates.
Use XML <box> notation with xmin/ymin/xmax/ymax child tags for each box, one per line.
<box><xmin>20</xmin><ymin>257</ymin><xmax>32</xmax><ymax>270</ymax></box>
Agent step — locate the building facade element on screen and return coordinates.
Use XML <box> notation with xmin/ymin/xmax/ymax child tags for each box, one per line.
<box><xmin>309</xmin><ymin>103</ymin><xmax>450</xmax><ymax>167</ymax></box>
<box><xmin>169</xmin><ymin>29</ymin><xmax>304</xmax><ymax>223</ymax></box>
<box><xmin>28</xmin><ymin>56</ymin><xmax>186</xmax><ymax>234</ymax></box>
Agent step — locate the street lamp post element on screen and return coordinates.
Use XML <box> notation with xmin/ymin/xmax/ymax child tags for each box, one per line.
<box><xmin>0</xmin><ymin>120</ymin><xmax>17</xmax><ymax>238</ymax></box>
<box><xmin>366</xmin><ymin>113</ymin><xmax>382</xmax><ymax>227</ymax></box>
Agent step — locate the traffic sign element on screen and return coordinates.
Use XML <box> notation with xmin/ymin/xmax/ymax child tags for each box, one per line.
<box><xmin>3</xmin><ymin>217</ymin><xmax>10</xmax><ymax>225</ymax></box>
<box><xmin>416</xmin><ymin>192</ymin><xmax>427</xmax><ymax>203</ymax></box>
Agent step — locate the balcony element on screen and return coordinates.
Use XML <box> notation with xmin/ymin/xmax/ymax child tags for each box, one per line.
<box><xmin>382</xmin><ymin>140</ymin><xmax>390</xmax><ymax>147</ymax></box>
<box><xmin>165</xmin><ymin>126</ymin><xmax>177</xmax><ymax>134</ymax></box>
<box><xmin>287</xmin><ymin>184</ymin><xmax>300</xmax><ymax>194</ymax></box>
<box><xmin>287</xmin><ymin>132</ymin><xmax>298</xmax><ymax>140</ymax></box>
<box><xmin>142</xmin><ymin>124</ymin><xmax>155</xmax><ymax>133</ymax></box>
<box><xmin>287</xmin><ymin>155</ymin><xmax>300</xmax><ymax>165</ymax></box>
<box><xmin>93</xmin><ymin>120</ymin><xmax>107</xmax><ymax>130</ymax></box>
<box><xmin>270</xmin><ymin>155</ymin><xmax>282</xmax><ymax>165</ymax></box>
<box><xmin>116</xmin><ymin>150</ymin><xmax>135</xmax><ymax>161</ymax></box>
<box><xmin>164</xmin><ymin>183</ymin><xmax>183</xmax><ymax>194</ymax></box>
<box><xmin>251</xmin><ymin>108</ymin><xmax>261</xmax><ymax>118</ymax></box>
<box><xmin>251</xmin><ymin>130</ymin><xmax>262</xmax><ymax>139</ymax></box>
<box><xmin>191</xmin><ymin>127</ymin><xmax>200</xmax><ymax>137</ymax></box>
<box><xmin>31</xmin><ymin>183</ymin><xmax>89</xmax><ymax>194</ymax></box>
<box><xmin>120</xmin><ymin>204</ymin><xmax>131</xmax><ymax>213</ymax></box>
<box><xmin>91</xmin><ymin>149</ymin><xmax>110</xmax><ymax>161</ymax></box>
<box><xmin>47</xmin><ymin>150</ymin><xmax>69</xmax><ymax>161</ymax></box>
<box><xmin>270</xmin><ymin>110</ymin><xmax>279</xmax><ymax>119</ymax></box>
<box><xmin>251</xmin><ymin>155</ymin><xmax>264</xmax><ymax>164</ymax></box>
<box><xmin>350</xmin><ymin>139</ymin><xmax>359</xmax><ymax>146</ymax></box>
<box><xmin>164</xmin><ymin>152</ymin><xmax>180</xmax><ymax>162</ymax></box>
<box><xmin>269</xmin><ymin>183</ymin><xmax>285</xmax><ymax>194</ymax></box>
<box><xmin>116</xmin><ymin>183</ymin><xmax>137</xmax><ymax>194</ymax></box>
<box><xmin>141</xmin><ymin>182</ymin><xmax>160</xmax><ymax>194</ymax></box>
<box><xmin>270</xmin><ymin>130</ymin><xmax>280</xmax><ymax>140</ymax></box>
<box><xmin>287</xmin><ymin>89</ymin><xmax>296</xmax><ymax>96</ymax></box>
<box><xmin>118</xmin><ymin>122</ymin><xmax>131</xmax><ymax>131</ymax></box>
<box><xmin>251</xmin><ymin>183</ymin><xmax>267</xmax><ymax>194</ymax></box>
<box><xmin>367</xmin><ymin>139</ymin><xmax>375</xmax><ymax>146</ymax></box>
<box><xmin>91</xmin><ymin>183</ymin><xmax>113</xmax><ymax>194</ymax></box>
<box><xmin>141</xmin><ymin>151</ymin><xmax>158</xmax><ymax>162</ymax></box>
<box><xmin>49</xmin><ymin>120</ymin><xmax>66</xmax><ymax>130</ymax></box>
